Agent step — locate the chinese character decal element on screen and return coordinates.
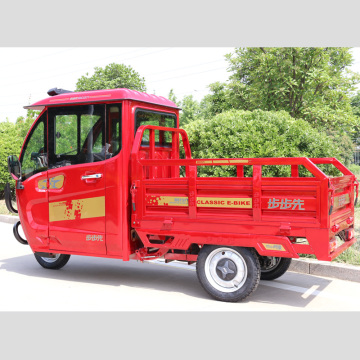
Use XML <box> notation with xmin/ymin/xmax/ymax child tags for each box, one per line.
<box><xmin>267</xmin><ymin>198</ymin><xmax>305</xmax><ymax>210</ymax></box>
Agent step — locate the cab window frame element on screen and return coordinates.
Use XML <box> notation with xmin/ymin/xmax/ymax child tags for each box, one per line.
<box><xmin>19</xmin><ymin>111</ymin><xmax>48</xmax><ymax>181</ymax></box>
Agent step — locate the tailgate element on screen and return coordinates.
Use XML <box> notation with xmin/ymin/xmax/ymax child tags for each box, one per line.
<box><xmin>317</xmin><ymin>158</ymin><xmax>359</xmax><ymax>260</ymax></box>
<box><xmin>329</xmin><ymin>174</ymin><xmax>357</xmax><ymax>234</ymax></box>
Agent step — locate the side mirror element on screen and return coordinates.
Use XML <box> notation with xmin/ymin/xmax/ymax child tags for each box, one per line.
<box><xmin>7</xmin><ymin>155</ymin><xmax>22</xmax><ymax>181</ymax></box>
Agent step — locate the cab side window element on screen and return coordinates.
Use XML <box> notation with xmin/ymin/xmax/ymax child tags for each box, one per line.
<box><xmin>135</xmin><ymin>109</ymin><xmax>176</xmax><ymax>147</ymax></box>
<box><xmin>48</xmin><ymin>105</ymin><xmax>105</xmax><ymax>169</ymax></box>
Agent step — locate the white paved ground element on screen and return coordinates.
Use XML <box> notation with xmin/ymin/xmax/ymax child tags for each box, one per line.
<box><xmin>1</xmin><ymin>221</ymin><xmax>360</xmax><ymax>311</ymax></box>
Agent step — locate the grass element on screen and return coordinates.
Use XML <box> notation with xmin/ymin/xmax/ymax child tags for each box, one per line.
<box><xmin>0</xmin><ymin>199</ymin><xmax>16</xmax><ymax>216</ymax></box>
<box><xmin>342</xmin><ymin>206</ymin><xmax>360</xmax><ymax>265</ymax></box>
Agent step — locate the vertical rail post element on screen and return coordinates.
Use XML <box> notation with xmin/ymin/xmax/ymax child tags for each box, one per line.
<box><xmin>170</xmin><ymin>131</ymin><xmax>179</xmax><ymax>178</ymax></box>
<box><xmin>252</xmin><ymin>165</ymin><xmax>262</xmax><ymax>222</ymax></box>
<box><xmin>149</xmin><ymin>129</ymin><xmax>155</xmax><ymax>179</ymax></box>
<box><xmin>291</xmin><ymin>165</ymin><xmax>299</xmax><ymax>177</ymax></box>
<box><xmin>237</xmin><ymin>165</ymin><xmax>244</xmax><ymax>177</ymax></box>
<box><xmin>188</xmin><ymin>165</ymin><xmax>197</xmax><ymax>219</ymax></box>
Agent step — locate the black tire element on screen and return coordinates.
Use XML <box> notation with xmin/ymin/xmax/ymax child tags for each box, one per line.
<box><xmin>34</xmin><ymin>253</ymin><xmax>71</xmax><ymax>270</ymax></box>
<box><xmin>13</xmin><ymin>221</ymin><xmax>28</xmax><ymax>245</ymax></box>
<box><xmin>259</xmin><ymin>256</ymin><xmax>292</xmax><ymax>280</ymax></box>
<box><xmin>196</xmin><ymin>245</ymin><xmax>260</xmax><ymax>302</ymax></box>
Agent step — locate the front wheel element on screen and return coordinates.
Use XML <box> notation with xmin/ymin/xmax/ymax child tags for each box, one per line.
<box><xmin>259</xmin><ymin>256</ymin><xmax>292</xmax><ymax>280</ymax></box>
<box><xmin>34</xmin><ymin>253</ymin><xmax>71</xmax><ymax>270</ymax></box>
<box><xmin>196</xmin><ymin>246</ymin><xmax>260</xmax><ymax>302</ymax></box>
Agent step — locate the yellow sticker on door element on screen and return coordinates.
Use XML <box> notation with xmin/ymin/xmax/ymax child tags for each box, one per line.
<box><xmin>37</xmin><ymin>175</ymin><xmax>65</xmax><ymax>190</ymax></box>
<box><xmin>49</xmin><ymin>196</ymin><xmax>105</xmax><ymax>222</ymax></box>
<box><xmin>49</xmin><ymin>175</ymin><xmax>64</xmax><ymax>189</ymax></box>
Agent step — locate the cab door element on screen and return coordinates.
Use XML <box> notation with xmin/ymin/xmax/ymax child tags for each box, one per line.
<box><xmin>17</xmin><ymin>111</ymin><xmax>49</xmax><ymax>252</ymax></box>
<box><xmin>47</xmin><ymin>105</ymin><xmax>107</xmax><ymax>255</ymax></box>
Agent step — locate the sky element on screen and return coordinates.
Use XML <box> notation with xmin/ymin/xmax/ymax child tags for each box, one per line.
<box><xmin>0</xmin><ymin>47</ymin><xmax>234</xmax><ymax>123</ymax></box>
<box><xmin>0</xmin><ymin>47</ymin><xmax>360</xmax><ymax>123</ymax></box>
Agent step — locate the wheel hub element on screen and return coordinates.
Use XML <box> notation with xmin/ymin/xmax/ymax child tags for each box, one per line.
<box><xmin>41</xmin><ymin>253</ymin><xmax>60</xmax><ymax>263</ymax></box>
<box><xmin>216</xmin><ymin>259</ymin><xmax>237</xmax><ymax>281</ymax></box>
<box><xmin>204</xmin><ymin>248</ymin><xmax>248</xmax><ymax>293</ymax></box>
<box><xmin>260</xmin><ymin>256</ymin><xmax>281</xmax><ymax>272</ymax></box>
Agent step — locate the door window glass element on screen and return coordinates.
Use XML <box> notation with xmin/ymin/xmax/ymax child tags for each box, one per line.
<box><xmin>55</xmin><ymin>114</ymin><xmax>77</xmax><ymax>155</ymax></box>
<box><xmin>48</xmin><ymin>105</ymin><xmax>105</xmax><ymax>169</ymax></box>
<box><xmin>107</xmin><ymin>104</ymin><xmax>122</xmax><ymax>157</ymax></box>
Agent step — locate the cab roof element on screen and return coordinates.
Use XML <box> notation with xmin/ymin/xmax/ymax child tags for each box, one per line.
<box><xmin>24</xmin><ymin>88</ymin><xmax>180</xmax><ymax>111</ymax></box>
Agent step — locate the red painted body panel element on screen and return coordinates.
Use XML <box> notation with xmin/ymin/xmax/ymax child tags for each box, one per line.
<box><xmin>17</xmin><ymin>171</ymin><xmax>49</xmax><ymax>252</ymax></box>
<box><xmin>14</xmin><ymin>89</ymin><xmax>357</xmax><ymax>265</ymax></box>
<box><xmin>47</xmin><ymin>161</ymin><xmax>106</xmax><ymax>254</ymax></box>
<box><xmin>104</xmin><ymin>152</ymin><xmax>124</xmax><ymax>257</ymax></box>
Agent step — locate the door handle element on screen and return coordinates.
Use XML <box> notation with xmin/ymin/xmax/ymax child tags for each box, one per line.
<box><xmin>81</xmin><ymin>173</ymin><xmax>103</xmax><ymax>180</ymax></box>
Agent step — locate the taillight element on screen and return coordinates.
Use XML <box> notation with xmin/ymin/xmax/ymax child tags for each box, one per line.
<box><xmin>344</xmin><ymin>228</ymin><xmax>355</xmax><ymax>241</ymax></box>
<box><xmin>329</xmin><ymin>238</ymin><xmax>337</xmax><ymax>253</ymax></box>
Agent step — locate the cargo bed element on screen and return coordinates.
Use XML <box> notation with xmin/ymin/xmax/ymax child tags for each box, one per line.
<box><xmin>131</xmin><ymin>125</ymin><xmax>358</xmax><ymax>262</ymax></box>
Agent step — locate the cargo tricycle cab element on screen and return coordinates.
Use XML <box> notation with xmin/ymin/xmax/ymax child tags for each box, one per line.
<box><xmin>11</xmin><ymin>89</ymin><xmax>179</xmax><ymax>265</ymax></box>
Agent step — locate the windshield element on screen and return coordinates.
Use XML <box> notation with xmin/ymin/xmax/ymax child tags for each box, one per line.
<box><xmin>18</xmin><ymin>104</ymin><xmax>122</xmax><ymax>180</ymax></box>
<box><xmin>20</xmin><ymin>112</ymin><xmax>47</xmax><ymax>181</ymax></box>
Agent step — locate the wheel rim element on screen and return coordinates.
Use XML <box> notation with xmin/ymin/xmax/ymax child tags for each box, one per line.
<box><xmin>204</xmin><ymin>248</ymin><xmax>247</xmax><ymax>293</ymax></box>
<box><xmin>40</xmin><ymin>254</ymin><xmax>60</xmax><ymax>264</ymax></box>
<box><xmin>260</xmin><ymin>257</ymin><xmax>281</xmax><ymax>272</ymax></box>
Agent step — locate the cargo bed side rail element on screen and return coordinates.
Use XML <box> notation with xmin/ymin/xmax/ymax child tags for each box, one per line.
<box><xmin>131</xmin><ymin>126</ymin><xmax>331</xmax><ymax>225</ymax></box>
<box><xmin>131</xmin><ymin>126</ymin><xmax>330</xmax><ymax>179</ymax></box>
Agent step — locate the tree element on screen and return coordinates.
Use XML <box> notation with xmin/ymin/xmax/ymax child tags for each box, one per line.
<box><xmin>75</xmin><ymin>63</ymin><xmax>146</xmax><ymax>92</ymax></box>
<box><xmin>179</xmin><ymin>95</ymin><xmax>202</xmax><ymax>126</ymax></box>
<box><xmin>167</xmin><ymin>90</ymin><xmax>206</xmax><ymax>126</ymax></box>
<box><xmin>350</xmin><ymin>90</ymin><xmax>360</xmax><ymax>145</ymax></box>
<box><xmin>0</xmin><ymin>121</ymin><xmax>24</xmax><ymax>197</ymax></box>
<box><xmin>168</xmin><ymin>89</ymin><xmax>178</xmax><ymax>105</ymax></box>
<box><xmin>0</xmin><ymin>109</ymin><xmax>41</xmax><ymax>197</ymax></box>
<box><xmin>16</xmin><ymin>109</ymin><xmax>40</xmax><ymax>138</ymax></box>
<box><xmin>205</xmin><ymin>48</ymin><xmax>360</xmax><ymax>132</ymax></box>
<box><xmin>351</xmin><ymin>90</ymin><xmax>360</xmax><ymax>117</ymax></box>
<box><xmin>200</xmin><ymin>82</ymin><xmax>234</xmax><ymax>118</ymax></box>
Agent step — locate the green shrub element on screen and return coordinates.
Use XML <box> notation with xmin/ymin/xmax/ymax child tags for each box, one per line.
<box><xmin>0</xmin><ymin>121</ymin><xmax>23</xmax><ymax>197</ymax></box>
<box><xmin>183</xmin><ymin>109</ymin><xmax>346</xmax><ymax>177</ymax></box>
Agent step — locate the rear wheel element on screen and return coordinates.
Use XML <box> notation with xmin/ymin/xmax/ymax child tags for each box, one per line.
<box><xmin>259</xmin><ymin>256</ymin><xmax>292</xmax><ymax>280</ymax></box>
<box><xmin>34</xmin><ymin>253</ymin><xmax>71</xmax><ymax>270</ymax></box>
<box><xmin>196</xmin><ymin>246</ymin><xmax>260</xmax><ymax>302</ymax></box>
